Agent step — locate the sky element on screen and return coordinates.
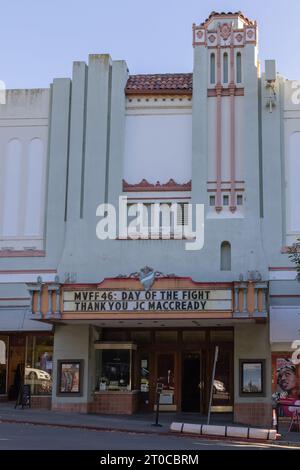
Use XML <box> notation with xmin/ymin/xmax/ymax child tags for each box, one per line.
<box><xmin>1</xmin><ymin>0</ymin><xmax>300</xmax><ymax>89</ymax></box>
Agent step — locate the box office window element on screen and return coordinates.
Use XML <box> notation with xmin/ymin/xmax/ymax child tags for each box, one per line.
<box><xmin>95</xmin><ymin>344</ymin><xmax>136</xmax><ymax>392</ymax></box>
<box><xmin>25</xmin><ymin>336</ymin><xmax>53</xmax><ymax>396</ymax></box>
<box><xmin>0</xmin><ymin>336</ymin><xmax>9</xmax><ymax>395</ymax></box>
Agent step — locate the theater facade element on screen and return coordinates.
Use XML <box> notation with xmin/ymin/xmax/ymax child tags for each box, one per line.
<box><xmin>28</xmin><ymin>273</ymin><xmax>269</xmax><ymax>423</ymax></box>
<box><xmin>1</xmin><ymin>11</ymin><xmax>300</xmax><ymax>427</ymax></box>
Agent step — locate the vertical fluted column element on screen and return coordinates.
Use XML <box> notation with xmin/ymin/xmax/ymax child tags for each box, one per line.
<box><xmin>46</xmin><ymin>287</ymin><xmax>53</xmax><ymax>318</ymax></box>
<box><xmin>234</xmin><ymin>286</ymin><xmax>240</xmax><ymax>313</ymax></box>
<box><xmin>215</xmin><ymin>28</ymin><xmax>222</xmax><ymax>212</ymax></box>
<box><xmin>242</xmin><ymin>284</ymin><xmax>248</xmax><ymax>313</ymax></box>
<box><xmin>36</xmin><ymin>276</ymin><xmax>43</xmax><ymax>319</ymax></box>
<box><xmin>229</xmin><ymin>34</ymin><xmax>236</xmax><ymax>212</ymax></box>
<box><xmin>54</xmin><ymin>285</ymin><xmax>61</xmax><ymax>319</ymax></box>
<box><xmin>254</xmin><ymin>287</ymin><xmax>259</xmax><ymax>314</ymax></box>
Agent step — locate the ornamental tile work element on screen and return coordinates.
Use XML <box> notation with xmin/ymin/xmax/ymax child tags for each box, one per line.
<box><xmin>126</xmin><ymin>73</ymin><xmax>193</xmax><ymax>95</ymax></box>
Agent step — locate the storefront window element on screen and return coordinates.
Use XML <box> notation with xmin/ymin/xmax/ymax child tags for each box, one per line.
<box><xmin>95</xmin><ymin>348</ymin><xmax>133</xmax><ymax>391</ymax></box>
<box><xmin>212</xmin><ymin>346</ymin><xmax>233</xmax><ymax>409</ymax></box>
<box><xmin>0</xmin><ymin>336</ymin><xmax>8</xmax><ymax>394</ymax></box>
<box><xmin>25</xmin><ymin>335</ymin><xmax>53</xmax><ymax>395</ymax></box>
<box><xmin>157</xmin><ymin>353</ymin><xmax>175</xmax><ymax>407</ymax></box>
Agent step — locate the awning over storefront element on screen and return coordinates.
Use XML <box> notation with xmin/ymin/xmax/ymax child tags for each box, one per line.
<box><xmin>270</xmin><ymin>306</ymin><xmax>300</xmax><ymax>347</ymax></box>
<box><xmin>0</xmin><ymin>308</ymin><xmax>53</xmax><ymax>332</ymax></box>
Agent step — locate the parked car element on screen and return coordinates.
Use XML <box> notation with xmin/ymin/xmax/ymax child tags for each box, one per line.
<box><xmin>25</xmin><ymin>366</ymin><xmax>51</xmax><ymax>381</ymax></box>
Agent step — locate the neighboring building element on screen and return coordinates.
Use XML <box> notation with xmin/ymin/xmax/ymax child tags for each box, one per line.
<box><xmin>0</xmin><ymin>11</ymin><xmax>299</xmax><ymax>426</ymax></box>
<box><xmin>0</xmin><ymin>89</ymin><xmax>54</xmax><ymax>402</ymax></box>
<box><xmin>261</xmin><ymin>70</ymin><xmax>300</xmax><ymax>409</ymax></box>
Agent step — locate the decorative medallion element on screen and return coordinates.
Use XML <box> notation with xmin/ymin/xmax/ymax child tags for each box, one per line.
<box><xmin>236</xmin><ymin>33</ymin><xmax>243</xmax><ymax>43</ymax></box>
<box><xmin>247</xmin><ymin>29</ymin><xmax>254</xmax><ymax>39</ymax></box>
<box><xmin>116</xmin><ymin>267</ymin><xmax>177</xmax><ymax>291</ymax></box>
<box><xmin>139</xmin><ymin>266</ymin><xmax>156</xmax><ymax>291</ymax></box>
<box><xmin>220</xmin><ymin>22</ymin><xmax>232</xmax><ymax>40</ymax></box>
<box><xmin>196</xmin><ymin>30</ymin><xmax>204</xmax><ymax>39</ymax></box>
<box><xmin>208</xmin><ymin>34</ymin><xmax>216</xmax><ymax>43</ymax></box>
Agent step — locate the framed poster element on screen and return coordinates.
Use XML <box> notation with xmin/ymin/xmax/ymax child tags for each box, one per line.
<box><xmin>57</xmin><ymin>360</ymin><xmax>84</xmax><ymax>396</ymax></box>
<box><xmin>240</xmin><ymin>360</ymin><xmax>265</xmax><ymax>396</ymax></box>
<box><xmin>272</xmin><ymin>354</ymin><xmax>300</xmax><ymax>417</ymax></box>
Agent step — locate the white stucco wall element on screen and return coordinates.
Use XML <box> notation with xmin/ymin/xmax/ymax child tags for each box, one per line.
<box><xmin>123</xmin><ymin>107</ymin><xmax>192</xmax><ymax>184</ymax></box>
<box><xmin>284</xmin><ymin>81</ymin><xmax>300</xmax><ymax>244</ymax></box>
<box><xmin>287</xmin><ymin>131</ymin><xmax>300</xmax><ymax>232</ymax></box>
<box><xmin>234</xmin><ymin>323</ymin><xmax>271</xmax><ymax>404</ymax></box>
<box><xmin>0</xmin><ymin>89</ymin><xmax>49</xmax><ymax>250</ymax></box>
<box><xmin>52</xmin><ymin>324</ymin><xmax>94</xmax><ymax>405</ymax></box>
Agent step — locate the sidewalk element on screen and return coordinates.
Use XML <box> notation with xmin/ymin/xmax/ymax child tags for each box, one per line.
<box><xmin>0</xmin><ymin>402</ymin><xmax>299</xmax><ymax>446</ymax></box>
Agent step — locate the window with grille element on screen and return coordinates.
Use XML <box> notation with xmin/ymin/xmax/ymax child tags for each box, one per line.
<box><xmin>126</xmin><ymin>202</ymin><xmax>189</xmax><ymax>237</ymax></box>
<box><xmin>176</xmin><ymin>203</ymin><xmax>189</xmax><ymax>226</ymax></box>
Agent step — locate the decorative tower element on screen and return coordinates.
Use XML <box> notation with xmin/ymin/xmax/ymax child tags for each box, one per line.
<box><xmin>192</xmin><ymin>11</ymin><xmax>259</xmax><ymax>215</ymax></box>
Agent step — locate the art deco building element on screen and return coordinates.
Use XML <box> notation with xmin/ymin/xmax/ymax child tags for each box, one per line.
<box><xmin>0</xmin><ymin>11</ymin><xmax>299</xmax><ymax>426</ymax></box>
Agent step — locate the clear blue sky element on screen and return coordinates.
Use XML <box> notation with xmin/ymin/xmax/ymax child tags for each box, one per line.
<box><xmin>2</xmin><ymin>0</ymin><xmax>299</xmax><ymax>89</ymax></box>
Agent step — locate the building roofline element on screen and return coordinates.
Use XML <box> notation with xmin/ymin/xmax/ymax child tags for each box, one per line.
<box><xmin>194</xmin><ymin>10</ymin><xmax>256</xmax><ymax>29</ymax></box>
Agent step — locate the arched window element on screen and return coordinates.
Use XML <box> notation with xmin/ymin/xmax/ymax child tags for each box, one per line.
<box><xmin>210</xmin><ymin>53</ymin><xmax>216</xmax><ymax>84</ymax></box>
<box><xmin>223</xmin><ymin>53</ymin><xmax>228</xmax><ymax>84</ymax></box>
<box><xmin>221</xmin><ymin>241</ymin><xmax>231</xmax><ymax>271</ymax></box>
<box><xmin>236</xmin><ymin>52</ymin><xmax>242</xmax><ymax>84</ymax></box>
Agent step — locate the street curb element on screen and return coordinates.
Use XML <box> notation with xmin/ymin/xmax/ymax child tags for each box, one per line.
<box><xmin>273</xmin><ymin>440</ymin><xmax>300</xmax><ymax>447</ymax></box>
<box><xmin>0</xmin><ymin>417</ymin><xmax>288</xmax><ymax>445</ymax></box>
<box><xmin>0</xmin><ymin>417</ymin><xmax>171</xmax><ymax>436</ymax></box>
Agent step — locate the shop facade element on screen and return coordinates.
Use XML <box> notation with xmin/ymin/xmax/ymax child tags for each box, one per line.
<box><xmin>0</xmin><ymin>331</ymin><xmax>53</xmax><ymax>406</ymax></box>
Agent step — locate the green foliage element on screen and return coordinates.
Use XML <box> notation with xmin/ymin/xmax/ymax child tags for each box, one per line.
<box><xmin>288</xmin><ymin>236</ymin><xmax>300</xmax><ymax>282</ymax></box>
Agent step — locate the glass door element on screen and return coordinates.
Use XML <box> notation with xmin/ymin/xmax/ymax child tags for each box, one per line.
<box><xmin>181</xmin><ymin>352</ymin><xmax>201</xmax><ymax>412</ymax></box>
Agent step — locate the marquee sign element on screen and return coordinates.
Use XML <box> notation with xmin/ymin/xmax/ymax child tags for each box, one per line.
<box><xmin>63</xmin><ymin>288</ymin><xmax>232</xmax><ymax>313</ymax></box>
